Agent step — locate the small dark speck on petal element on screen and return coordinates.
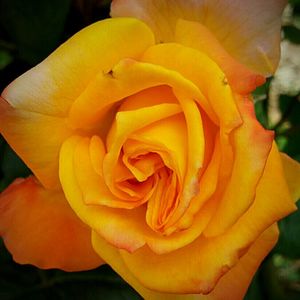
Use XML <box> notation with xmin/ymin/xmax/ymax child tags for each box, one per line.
<box><xmin>105</xmin><ymin>69</ymin><xmax>115</xmax><ymax>78</ymax></box>
<box><xmin>222</xmin><ymin>76</ymin><xmax>228</xmax><ymax>85</ymax></box>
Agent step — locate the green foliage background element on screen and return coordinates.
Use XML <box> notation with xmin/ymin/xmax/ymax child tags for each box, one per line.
<box><xmin>0</xmin><ymin>0</ymin><xmax>299</xmax><ymax>299</ymax></box>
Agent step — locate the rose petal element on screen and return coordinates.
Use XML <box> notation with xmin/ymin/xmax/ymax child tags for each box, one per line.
<box><xmin>73</xmin><ymin>134</ymin><xmax>153</xmax><ymax>209</ymax></box>
<box><xmin>163</xmin><ymin>91</ymin><xmax>205</xmax><ymax>230</ymax></box>
<box><xmin>89</xmin><ymin>135</ymin><xmax>106</xmax><ymax>176</ymax></box>
<box><xmin>0</xmin><ymin>177</ymin><xmax>103</xmax><ymax>271</ymax></box>
<box><xmin>111</xmin><ymin>0</ymin><xmax>286</xmax><ymax>75</ymax></box>
<box><xmin>140</xmin><ymin>44</ymin><xmax>243</xmax><ymax>225</ymax></box>
<box><xmin>90</xmin><ymin>143</ymin><xmax>295</xmax><ymax>294</ymax></box>
<box><xmin>1</xmin><ymin>18</ymin><xmax>154</xmax><ymax>116</ymax></box>
<box><xmin>0</xmin><ymin>18</ymin><xmax>154</xmax><ymax>188</ymax></box>
<box><xmin>173</xmin><ymin>134</ymin><xmax>220</xmax><ymax>232</ymax></box>
<box><xmin>0</xmin><ymin>98</ymin><xmax>71</xmax><ymax>189</ymax></box>
<box><xmin>280</xmin><ymin>153</ymin><xmax>300</xmax><ymax>202</ymax></box>
<box><xmin>175</xmin><ymin>19</ymin><xmax>265</xmax><ymax>94</ymax></box>
<box><xmin>74</xmin><ymin>136</ymin><xmax>134</xmax><ymax>208</ymax></box>
<box><xmin>205</xmin><ymin>225</ymin><xmax>279</xmax><ymax>300</ymax></box>
<box><xmin>120</xmin><ymin>85</ymin><xmax>178</xmax><ymax>110</ymax></box>
<box><xmin>124</xmin><ymin>114</ymin><xmax>188</xmax><ymax>231</ymax></box>
<box><xmin>59</xmin><ymin>135</ymin><xmax>216</xmax><ymax>254</ymax></box>
<box><xmin>91</xmin><ymin>224</ymin><xmax>279</xmax><ymax>299</ymax></box>
<box><xmin>123</xmin><ymin>114</ymin><xmax>187</xmax><ymax>190</ymax></box>
<box><xmin>104</xmin><ymin>102</ymin><xmax>183</xmax><ymax>201</ymax></box>
<box><xmin>121</xmin><ymin>109</ymin><xmax>216</xmax><ymax>236</ymax></box>
<box><xmin>204</xmin><ymin>98</ymin><xmax>274</xmax><ymax>236</ymax></box>
<box><xmin>68</xmin><ymin>58</ymin><xmax>215</xmax><ymax>129</ymax></box>
<box><xmin>60</xmin><ymin>135</ymin><xmax>145</xmax><ymax>252</ymax></box>
<box><xmin>141</xmin><ymin>43</ymin><xmax>242</xmax><ymax>131</ymax></box>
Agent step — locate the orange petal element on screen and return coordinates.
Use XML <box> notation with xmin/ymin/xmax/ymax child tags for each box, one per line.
<box><xmin>68</xmin><ymin>58</ymin><xmax>215</xmax><ymax>129</ymax></box>
<box><xmin>59</xmin><ymin>135</ymin><xmax>216</xmax><ymax>254</ymax></box>
<box><xmin>2</xmin><ymin>18</ymin><xmax>154</xmax><ymax>116</ymax></box>
<box><xmin>225</xmin><ymin>143</ymin><xmax>296</xmax><ymax>250</ymax></box>
<box><xmin>74</xmin><ymin>135</ymin><xmax>149</xmax><ymax>209</ymax></box>
<box><xmin>120</xmin><ymin>85</ymin><xmax>178</xmax><ymax>110</ymax></box>
<box><xmin>122</xmin><ymin>114</ymin><xmax>187</xmax><ymax>189</ymax></box>
<box><xmin>124</xmin><ymin>113</ymin><xmax>195</xmax><ymax>232</ymax></box>
<box><xmin>91</xmin><ymin>142</ymin><xmax>295</xmax><ymax>294</ymax></box>
<box><xmin>280</xmin><ymin>153</ymin><xmax>300</xmax><ymax>202</ymax></box>
<box><xmin>0</xmin><ymin>18</ymin><xmax>155</xmax><ymax>187</ymax></box>
<box><xmin>0</xmin><ymin>98</ymin><xmax>71</xmax><ymax>189</ymax></box>
<box><xmin>0</xmin><ymin>177</ymin><xmax>103</xmax><ymax>271</ymax></box>
<box><xmin>104</xmin><ymin>87</ymin><xmax>207</xmax><ymax>233</ymax></box>
<box><xmin>60</xmin><ymin>135</ymin><xmax>147</xmax><ymax>252</ymax></box>
<box><xmin>206</xmin><ymin>225</ymin><xmax>279</xmax><ymax>300</ymax></box>
<box><xmin>204</xmin><ymin>98</ymin><xmax>274</xmax><ymax>236</ymax></box>
<box><xmin>175</xmin><ymin>19</ymin><xmax>265</xmax><ymax>94</ymax></box>
<box><xmin>111</xmin><ymin>0</ymin><xmax>286</xmax><ymax>75</ymax></box>
<box><xmin>104</xmin><ymin>102</ymin><xmax>182</xmax><ymax>201</ymax></box>
<box><xmin>141</xmin><ymin>43</ymin><xmax>242</xmax><ymax>130</ymax></box>
<box><xmin>161</xmin><ymin>91</ymin><xmax>205</xmax><ymax>230</ymax></box>
<box><xmin>91</xmin><ymin>224</ymin><xmax>279</xmax><ymax>299</ymax></box>
<box><xmin>173</xmin><ymin>134</ymin><xmax>221</xmax><ymax>232</ymax></box>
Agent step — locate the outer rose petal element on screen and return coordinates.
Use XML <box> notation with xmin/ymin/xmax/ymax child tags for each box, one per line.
<box><xmin>0</xmin><ymin>98</ymin><xmax>71</xmax><ymax>189</ymax></box>
<box><xmin>204</xmin><ymin>99</ymin><xmax>274</xmax><ymax>236</ymax></box>
<box><xmin>175</xmin><ymin>19</ymin><xmax>265</xmax><ymax>94</ymax></box>
<box><xmin>0</xmin><ymin>18</ymin><xmax>155</xmax><ymax>188</ymax></box>
<box><xmin>0</xmin><ymin>177</ymin><xmax>103</xmax><ymax>271</ymax></box>
<box><xmin>204</xmin><ymin>227</ymin><xmax>279</xmax><ymax>300</ymax></box>
<box><xmin>91</xmin><ymin>224</ymin><xmax>279</xmax><ymax>300</ymax></box>
<box><xmin>111</xmin><ymin>0</ymin><xmax>286</xmax><ymax>75</ymax></box>
<box><xmin>280</xmin><ymin>153</ymin><xmax>300</xmax><ymax>202</ymax></box>
<box><xmin>1</xmin><ymin>18</ymin><xmax>155</xmax><ymax>116</ymax></box>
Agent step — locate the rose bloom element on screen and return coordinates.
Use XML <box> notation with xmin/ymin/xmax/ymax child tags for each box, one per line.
<box><xmin>1</xmin><ymin>0</ymin><xmax>300</xmax><ymax>299</ymax></box>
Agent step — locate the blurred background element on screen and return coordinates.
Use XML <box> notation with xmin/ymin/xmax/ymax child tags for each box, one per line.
<box><xmin>0</xmin><ymin>0</ymin><xmax>299</xmax><ymax>299</ymax></box>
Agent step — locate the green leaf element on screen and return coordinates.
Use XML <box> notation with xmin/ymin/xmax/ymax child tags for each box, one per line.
<box><xmin>275</xmin><ymin>94</ymin><xmax>300</xmax><ymax>160</ymax></box>
<box><xmin>290</xmin><ymin>0</ymin><xmax>300</xmax><ymax>6</ymax></box>
<box><xmin>255</xmin><ymin>100</ymin><xmax>268</xmax><ymax>129</ymax></box>
<box><xmin>0</xmin><ymin>0</ymin><xmax>71</xmax><ymax>65</ymax></box>
<box><xmin>0</xmin><ymin>49</ymin><xmax>13</xmax><ymax>70</ymax></box>
<box><xmin>0</xmin><ymin>142</ymin><xmax>31</xmax><ymax>191</ymax></box>
<box><xmin>0</xmin><ymin>257</ymin><xmax>142</xmax><ymax>300</ymax></box>
<box><xmin>283</xmin><ymin>26</ymin><xmax>300</xmax><ymax>44</ymax></box>
<box><xmin>244</xmin><ymin>272</ymin><xmax>264</xmax><ymax>300</ymax></box>
<box><xmin>276</xmin><ymin>201</ymin><xmax>300</xmax><ymax>258</ymax></box>
<box><xmin>253</xmin><ymin>79</ymin><xmax>272</xmax><ymax>129</ymax></box>
<box><xmin>52</xmin><ymin>281</ymin><xmax>141</xmax><ymax>300</ymax></box>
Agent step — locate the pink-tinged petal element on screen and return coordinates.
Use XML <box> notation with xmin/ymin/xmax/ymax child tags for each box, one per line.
<box><xmin>2</xmin><ymin>18</ymin><xmax>154</xmax><ymax>117</ymax></box>
<box><xmin>175</xmin><ymin>19</ymin><xmax>265</xmax><ymax>94</ymax></box>
<box><xmin>91</xmin><ymin>224</ymin><xmax>279</xmax><ymax>299</ymax></box>
<box><xmin>280</xmin><ymin>153</ymin><xmax>300</xmax><ymax>202</ymax></box>
<box><xmin>204</xmin><ymin>98</ymin><xmax>274</xmax><ymax>236</ymax></box>
<box><xmin>111</xmin><ymin>0</ymin><xmax>287</xmax><ymax>75</ymax></box>
<box><xmin>0</xmin><ymin>177</ymin><xmax>103</xmax><ymax>271</ymax></box>
<box><xmin>205</xmin><ymin>225</ymin><xmax>279</xmax><ymax>300</ymax></box>
<box><xmin>0</xmin><ymin>98</ymin><xmax>71</xmax><ymax>189</ymax></box>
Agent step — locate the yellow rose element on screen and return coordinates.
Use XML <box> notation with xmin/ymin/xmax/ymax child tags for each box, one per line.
<box><xmin>1</xmin><ymin>0</ymin><xmax>300</xmax><ymax>299</ymax></box>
